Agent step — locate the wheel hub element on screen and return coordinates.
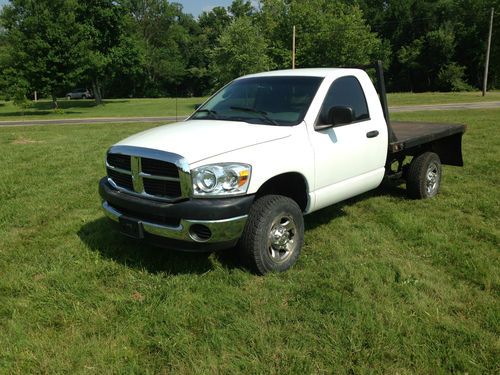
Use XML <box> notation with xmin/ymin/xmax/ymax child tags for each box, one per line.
<box><xmin>426</xmin><ymin>163</ymin><xmax>439</xmax><ymax>194</ymax></box>
<box><xmin>268</xmin><ymin>215</ymin><xmax>297</xmax><ymax>263</ymax></box>
<box><xmin>271</xmin><ymin>226</ymin><xmax>291</xmax><ymax>250</ymax></box>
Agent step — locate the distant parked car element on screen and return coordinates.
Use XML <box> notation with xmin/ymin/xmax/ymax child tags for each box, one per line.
<box><xmin>66</xmin><ymin>88</ymin><xmax>93</xmax><ymax>100</ymax></box>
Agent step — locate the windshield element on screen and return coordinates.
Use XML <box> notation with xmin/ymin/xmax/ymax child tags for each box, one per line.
<box><xmin>191</xmin><ymin>76</ymin><xmax>324</xmax><ymax>126</ymax></box>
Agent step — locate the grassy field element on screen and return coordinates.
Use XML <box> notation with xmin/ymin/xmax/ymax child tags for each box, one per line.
<box><xmin>388</xmin><ymin>91</ymin><xmax>500</xmax><ymax>106</ymax></box>
<box><xmin>0</xmin><ymin>98</ymin><xmax>204</xmax><ymax>121</ymax></box>
<box><xmin>0</xmin><ymin>91</ymin><xmax>499</xmax><ymax>121</ymax></box>
<box><xmin>0</xmin><ymin>109</ymin><xmax>499</xmax><ymax>373</ymax></box>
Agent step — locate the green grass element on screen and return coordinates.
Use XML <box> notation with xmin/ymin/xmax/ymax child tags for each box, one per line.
<box><xmin>388</xmin><ymin>91</ymin><xmax>500</xmax><ymax>106</ymax></box>
<box><xmin>0</xmin><ymin>97</ymin><xmax>205</xmax><ymax>121</ymax></box>
<box><xmin>0</xmin><ymin>110</ymin><xmax>499</xmax><ymax>373</ymax></box>
<box><xmin>1</xmin><ymin>91</ymin><xmax>499</xmax><ymax>121</ymax></box>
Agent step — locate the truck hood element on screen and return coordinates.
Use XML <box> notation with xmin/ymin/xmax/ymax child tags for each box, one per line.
<box><xmin>115</xmin><ymin>120</ymin><xmax>292</xmax><ymax>164</ymax></box>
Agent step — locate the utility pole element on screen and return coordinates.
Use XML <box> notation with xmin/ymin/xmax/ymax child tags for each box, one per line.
<box><xmin>292</xmin><ymin>25</ymin><xmax>296</xmax><ymax>69</ymax></box>
<box><xmin>482</xmin><ymin>8</ymin><xmax>494</xmax><ymax>96</ymax></box>
<box><xmin>175</xmin><ymin>91</ymin><xmax>178</xmax><ymax>122</ymax></box>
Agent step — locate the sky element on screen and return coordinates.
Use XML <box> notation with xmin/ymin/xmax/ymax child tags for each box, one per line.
<box><xmin>0</xmin><ymin>1</ymin><xmax>239</xmax><ymax>17</ymax></box>
<box><xmin>177</xmin><ymin>0</ymin><xmax>235</xmax><ymax>17</ymax></box>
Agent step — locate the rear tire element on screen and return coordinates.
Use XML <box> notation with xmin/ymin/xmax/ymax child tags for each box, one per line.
<box><xmin>406</xmin><ymin>152</ymin><xmax>442</xmax><ymax>199</ymax></box>
<box><xmin>238</xmin><ymin>195</ymin><xmax>304</xmax><ymax>274</ymax></box>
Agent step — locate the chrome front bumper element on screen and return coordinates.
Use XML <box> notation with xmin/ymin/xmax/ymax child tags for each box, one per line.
<box><xmin>102</xmin><ymin>201</ymin><xmax>248</xmax><ymax>245</ymax></box>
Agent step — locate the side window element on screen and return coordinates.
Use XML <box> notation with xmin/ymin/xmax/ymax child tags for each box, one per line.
<box><xmin>317</xmin><ymin>76</ymin><xmax>370</xmax><ymax>126</ymax></box>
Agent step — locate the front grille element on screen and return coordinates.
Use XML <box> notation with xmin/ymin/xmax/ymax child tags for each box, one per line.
<box><xmin>107</xmin><ymin>153</ymin><xmax>131</xmax><ymax>170</ymax></box>
<box><xmin>141</xmin><ymin>157</ymin><xmax>178</xmax><ymax>178</ymax></box>
<box><xmin>109</xmin><ymin>203</ymin><xmax>180</xmax><ymax>227</ymax></box>
<box><xmin>106</xmin><ymin>148</ymin><xmax>185</xmax><ymax>201</ymax></box>
<box><xmin>143</xmin><ymin>178</ymin><xmax>182</xmax><ymax>197</ymax></box>
<box><xmin>107</xmin><ymin>168</ymin><xmax>133</xmax><ymax>190</ymax></box>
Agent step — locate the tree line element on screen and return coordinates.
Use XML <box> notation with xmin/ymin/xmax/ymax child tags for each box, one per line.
<box><xmin>0</xmin><ymin>0</ymin><xmax>498</xmax><ymax>105</ymax></box>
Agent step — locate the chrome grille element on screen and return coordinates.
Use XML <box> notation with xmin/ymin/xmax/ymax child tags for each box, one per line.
<box><xmin>105</xmin><ymin>146</ymin><xmax>190</xmax><ymax>201</ymax></box>
<box><xmin>107</xmin><ymin>168</ymin><xmax>133</xmax><ymax>190</ymax></box>
<box><xmin>141</xmin><ymin>157</ymin><xmax>178</xmax><ymax>178</ymax></box>
<box><xmin>143</xmin><ymin>178</ymin><xmax>182</xmax><ymax>197</ymax></box>
<box><xmin>107</xmin><ymin>153</ymin><xmax>131</xmax><ymax>171</ymax></box>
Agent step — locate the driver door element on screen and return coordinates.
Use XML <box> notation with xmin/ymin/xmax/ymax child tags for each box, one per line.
<box><xmin>309</xmin><ymin>75</ymin><xmax>386</xmax><ymax>209</ymax></box>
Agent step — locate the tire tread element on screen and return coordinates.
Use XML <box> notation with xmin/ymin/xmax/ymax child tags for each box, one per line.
<box><xmin>239</xmin><ymin>195</ymin><xmax>303</xmax><ymax>274</ymax></box>
<box><xmin>407</xmin><ymin>152</ymin><xmax>441</xmax><ymax>199</ymax></box>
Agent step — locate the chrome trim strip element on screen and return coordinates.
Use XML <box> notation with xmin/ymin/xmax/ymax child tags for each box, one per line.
<box><xmin>131</xmin><ymin>156</ymin><xmax>144</xmax><ymax>193</ymax></box>
<box><xmin>102</xmin><ymin>201</ymin><xmax>121</xmax><ymax>222</ymax></box>
<box><xmin>102</xmin><ymin>201</ymin><xmax>247</xmax><ymax>243</ymax></box>
<box><xmin>106</xmin><ymin>163</ymin><xmax>132</xmax><ymax>175</ymax></box>
<box><xmin>138</xmin><ymin>172</ymin><xmax>180</xmax><ymax>182</ymax></box>
<box><xmin>108</xmin><ymin>145</ymin><xmax>190</xmax><ymax>174</ymax></box>
<box><xmin>107</xmin><ymin>177</ymin><xmax>179</xmax><ymax>202</ymax></box>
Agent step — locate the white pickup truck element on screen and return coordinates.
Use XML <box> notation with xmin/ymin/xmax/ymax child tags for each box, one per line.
<box><xmin>99</xmin><ymin>62</ymin><xmax>465</xmax><ymax>274</ymax></box>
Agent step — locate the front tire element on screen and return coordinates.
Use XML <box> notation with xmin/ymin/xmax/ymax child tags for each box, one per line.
<box><xmin>239</xmin><ymin>195</ymin><xmax>304</xmax><ymax>274</ymax></box>
<box><xmin>406</xmin><ymin>152</ymin><xmax>442</xmax><ymax>199</ymax></box>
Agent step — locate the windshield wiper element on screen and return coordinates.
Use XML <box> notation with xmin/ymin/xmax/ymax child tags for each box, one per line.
<box><xmin>230</xmin><ymin>106</ymin><xmax>279</xmax><ymax>126</ymax></box>
<box><xmin>194</xmin><ymin>108</ymin><xmax>218</xmax><ymax>119</ymax></box>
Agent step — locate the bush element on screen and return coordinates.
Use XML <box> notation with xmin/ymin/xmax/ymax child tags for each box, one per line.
<box><xmin>12</xmin><ymin>91</ymin><xmax>32</xmax><ymax>115</ymax></box>
<box><xmin>437</xmin><ymin>63</ymin><xmax>475</xmax><ymax>92</ymax></box>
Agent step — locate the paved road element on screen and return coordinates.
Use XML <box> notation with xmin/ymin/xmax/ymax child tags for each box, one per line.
<box><xmin>389</xmin><ymin>101</ymin><xmax>500</xmax><ymax>113</ymax></box>
<box><xmin>0</xmin><ymin>101</ymin><xmax>499</xmax><ymax>127</ymax></box>
<box><xmin>0</xmin><ymin>116</ymin><xmax>184</xmax><ymax>127</ymax></box>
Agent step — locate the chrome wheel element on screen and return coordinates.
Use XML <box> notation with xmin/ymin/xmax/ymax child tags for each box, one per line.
<box><xmin>407</xmin><ymin>152</ymin><xmax>442</xmax><ymax>199</ymax></box>
<box><xmin>239</xmin><ymin>195</ymin><xmax>304</xmax><ymax>274</ymax></box>
<box><xmin>267</xmin><ymin>214</ymin><xmax>297</xmax><ymax>263</ymax></box>
<box><xmin>426</xmin><ymin>162</ymin><xmax>439</xmax><ymax>195</ymax></box>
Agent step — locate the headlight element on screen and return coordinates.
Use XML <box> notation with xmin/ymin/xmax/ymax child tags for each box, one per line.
<box><xmin>192</xmin><ymin>163</ymin><xmax>251</xmax><ymax>197</ymax></box>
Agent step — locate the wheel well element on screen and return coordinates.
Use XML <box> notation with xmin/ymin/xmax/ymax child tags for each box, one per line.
<box><xmin>256</xmin><ymin>172</ymin><xmax>308</xmax><ymax>211</ymax></box>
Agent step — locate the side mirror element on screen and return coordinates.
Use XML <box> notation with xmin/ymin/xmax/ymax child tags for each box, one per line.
<box><xmin>329</xmin><ymin>106</ymin><xmax>354</xmax><ymax>125</ymax></box>
<box><xmin>317</xmin><ymin>106</ymin><xmax>354</xmax><ymax>130</ymax></box>
<box><xmin>194</xmin><ymin>103</ymin><xmax>202</xmax><ymax>110</ymax></box>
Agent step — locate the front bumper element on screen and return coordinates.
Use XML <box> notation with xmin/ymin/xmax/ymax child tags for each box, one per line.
<box><xmin>99</xmin><ymin>177</ymin><xmax>254</xmax><ymax>251</ymax></box>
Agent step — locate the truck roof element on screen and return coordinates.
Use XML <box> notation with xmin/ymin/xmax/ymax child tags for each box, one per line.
<box><xmin>239</xmin><ymin>68</ymin><xmax>362</xmax><ymax>79</ymax></box>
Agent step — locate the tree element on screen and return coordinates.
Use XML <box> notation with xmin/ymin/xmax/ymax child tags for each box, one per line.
<box><xmin>255</xmin><ymin>0</ymin><xmax>292</xmax><ymax>68</ymax></box>
<box><xmin>291</xmin><ymin>0</ymin><xmax>386</xmax><ymax>68</ymax></box>
<box><xmin>450</xmin><ymin>0</ymin><xmax>500</xmax><ymax>89</ymax></box>
<box><xmin>0</xmin><ymin>26</ymin><xmax>13</xmax><ymax>99</ymax></box>
<box><xmin>78</xmin><ymin>0</ymin><xmax>132</xmax><ymax>103</ymax></box>
<box><xmin>0</xmin><ymin>0</ymin><xmax>87</xmax><ymax>107</ymax></box>
<box><xmin>357</xmin><ymin>0</ymin><xmax>500</xmax><ymax>91</ymax></box>
<box><xmin>0</xmin><ymin>0</ymin><xmax>135</xmax><ymax>105</ymax></box>
<box><xmin>103</xmin><ymin>35</ymin><xmax>146</xmax><ymax>98</ymax></box>
<box><xmin>200</xmin><ymin>1</ymin><xmax>260</xmax><ymax>92</ymax></box>
<box><xmin>210</xmin><ymin>17</ymin><xmax>272</xmax><ymax>85</ymax></box>
<box><xmin>199</xmin><ymin>6</ymin><xmax>232</xmax><ymax>47</ymax></box>
<box><xmin>124</xmin><ymin>0</ymin><xmax>194</xmax><ymax>97</ymax></box>
<box><xmin>229</xmin><ymin>0</ymin><xmax>255</xmax><ymax>18</ymax></box>
<box><xmin>257</xmin><ymin>0</ymin><xmax>387</xmax><ymax>70</ymax></box>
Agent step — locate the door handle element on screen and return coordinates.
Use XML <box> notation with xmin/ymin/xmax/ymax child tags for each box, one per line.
<box><xmin>366</xmin><ymin>130</ymin><xmax>379</xmax><ymax>138</ymax></box>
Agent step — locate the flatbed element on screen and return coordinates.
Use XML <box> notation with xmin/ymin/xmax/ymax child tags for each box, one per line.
<box><xmin>388</xmin><ymin>121</ymin><xmax>466</xmax><ymax>166</ymax></box>
<box><xmin>391</xmin><ymin>121</ymin><xmax>466</xmax><ymax>147</ymax></box>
